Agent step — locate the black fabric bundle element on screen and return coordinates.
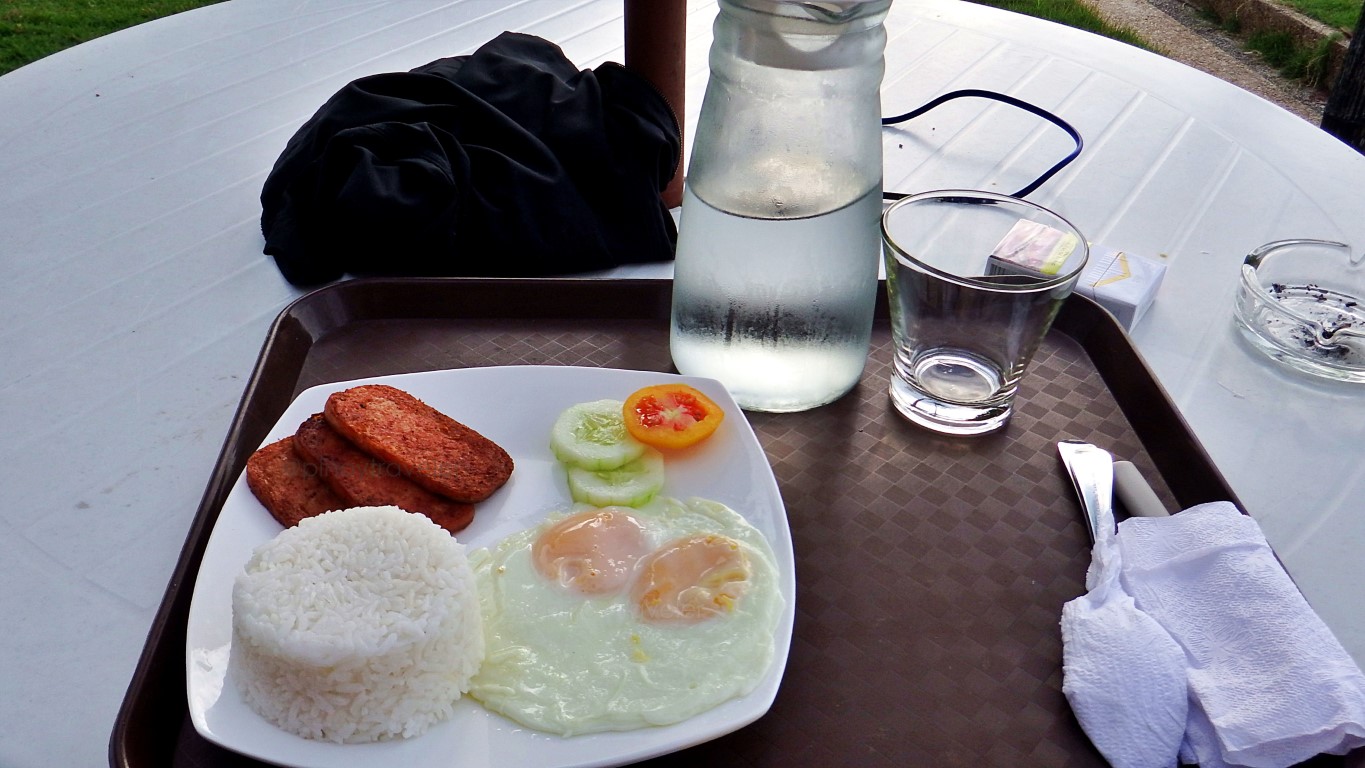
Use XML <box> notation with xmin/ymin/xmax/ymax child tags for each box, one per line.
<box><xmin>260</xmin><ymin>32</ymin><xmax>681</xmax><ymax>286</ymax></box>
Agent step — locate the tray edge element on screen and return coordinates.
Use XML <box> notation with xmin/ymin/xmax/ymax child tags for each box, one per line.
<box><xmin>110</xmin><ymin>277</ymin><xmax>1238</xmax><ymax>767</ymax></box>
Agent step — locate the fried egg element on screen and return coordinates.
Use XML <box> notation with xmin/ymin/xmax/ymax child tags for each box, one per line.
<box><xmin>467</xmin><ymin>497</ymin><xmax>784</xmax><ymax>736</ymax></box>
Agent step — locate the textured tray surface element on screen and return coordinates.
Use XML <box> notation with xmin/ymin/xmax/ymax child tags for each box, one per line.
<box><xmin>119</xmin><ymin>279</ymin><xmax>1208</xmax><ymax>768</ymax></box>
<box><xmin>300</xmin><ymin>315</ymin><xmax>1147</xmax><ymax>767</ymax></box>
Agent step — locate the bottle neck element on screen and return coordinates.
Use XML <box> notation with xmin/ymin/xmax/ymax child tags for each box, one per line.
<box><xmin>717</xmin><ymin>0</ymin><xmax>893</xmax><ymax>30</ymax></box>
<box><xmin>712</xmin><ymin>0</ymin><xmax>890</xmax><ymax>75</ymax></box>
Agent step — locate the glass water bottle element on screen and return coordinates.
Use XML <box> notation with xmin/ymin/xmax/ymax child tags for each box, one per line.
<box><xmin>670</xmin><ymin>0</ymin><xmax>891</xmax><ymax>412</ymax></box>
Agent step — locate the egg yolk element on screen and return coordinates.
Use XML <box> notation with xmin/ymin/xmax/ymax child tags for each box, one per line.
<box><xmin>532</xmin><ymin>508</ymin><xmax>649</xmax><ymax>595</ymax></box>
<box><xmin>632</xmin><ymin>535</ymin><xmax>751</xmax><ymax>624</ymax></box>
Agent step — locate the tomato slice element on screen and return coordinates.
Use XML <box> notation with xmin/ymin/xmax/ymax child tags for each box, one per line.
<box><xmin>622</xmin><ymin>384</ymin><xmax>725</xmax><ymax>450</ymax></box>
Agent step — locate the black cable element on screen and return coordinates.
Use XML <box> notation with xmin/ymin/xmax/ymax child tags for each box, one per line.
<box><xmin>881</xmin><ymin>88</ymin><xmax>1084</xmax><ymax>200</ymax></box>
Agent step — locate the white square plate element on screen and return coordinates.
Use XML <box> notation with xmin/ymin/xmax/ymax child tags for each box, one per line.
<box><xmin>185</xmin><ymin>366</ymin><xmax>794</xmax><ymax>768</ymax></box>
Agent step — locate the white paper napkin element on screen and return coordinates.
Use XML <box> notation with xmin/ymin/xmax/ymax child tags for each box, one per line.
<box><xmin>1061</xmin><ymin>501</ymin><xmax>1365</xmax><ymax>768</ymax></box>
<box><xmin>1061</xmin><ymin>510</ymin><xmax>1187</xmax><ymax>768</ymax></box>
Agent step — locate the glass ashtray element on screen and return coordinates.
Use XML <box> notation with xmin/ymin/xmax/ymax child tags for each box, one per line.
<box><xmin>1233</xmin><ymin>238</ymin><xmax>1365</xmax><ymax>383</ymax></box>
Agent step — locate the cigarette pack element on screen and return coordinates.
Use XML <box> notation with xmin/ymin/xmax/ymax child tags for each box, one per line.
<box><xmin>1073</xmin><ymin>247</ymin><xmax>1167</xmax><ymax>330</ymax></box>
<box><xmin>983</xmin><ymin>220</ymin><xmax>1166</xmax><ymax>330</ymax></box>
<box><xmin>985</xmin><ymin>220</ymin><xmax>1080</xmax><ymax>277</ymax></box>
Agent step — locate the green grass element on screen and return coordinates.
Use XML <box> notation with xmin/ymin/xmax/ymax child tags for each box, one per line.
<box><xmin>1199</xmin><ymin>0</ymin><xmax>1353</xmax><ymax>88</ymax></box>
<box><xmin>1279</xmin><ymin>0</ymin><xmax>1360</xmax><ymax>32</ymax></box>
<box><xmin>1</xmin><ymin>0</ymin><xmax>225</xmax><ymax>75</ymax></box>
<box><xmin>1246</xmin><ymin>28</ymin><xmax>1341</xmax><ymax>86</ymax></box>
<box><xmin>1205</xmin><ymin>0</ymin><xmax>1360</xmax><ymax>33</ymax></box>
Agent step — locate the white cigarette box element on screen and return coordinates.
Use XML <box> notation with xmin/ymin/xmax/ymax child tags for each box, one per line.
<box><xmin>1074</xmin><ymin>247</ymin><xmax>1166</xmax><ymax>330</ymax></box>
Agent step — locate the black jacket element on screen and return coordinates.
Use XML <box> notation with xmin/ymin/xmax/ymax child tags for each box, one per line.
<box><xmin>260</xmin><ymin>32</ymin><xmax>681</xmax><ymax>286</ymax></box>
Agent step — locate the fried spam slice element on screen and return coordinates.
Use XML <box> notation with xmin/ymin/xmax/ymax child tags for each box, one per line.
<box><xmin>324</xmin><ymin>384</ymin><xmax>514</xmax><ymax>503</ymax></box>
<box><xmin>244</xmin><ymin>436</ymin><xmax>346</xmax><ymax>527</ymax></box>
<box><xmin>293</xmin><ymin>413</ymin><xmax>476</xmax><ymax>534</ymax></box>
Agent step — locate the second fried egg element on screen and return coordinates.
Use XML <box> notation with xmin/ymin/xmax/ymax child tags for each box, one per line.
<box><xmin>467</xmin><ymin>497</ymin><xmax>784</xmax><ymax>736</ymax></box>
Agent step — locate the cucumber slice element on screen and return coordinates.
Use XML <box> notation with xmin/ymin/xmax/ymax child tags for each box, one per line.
<box><xmin>566</xmin><ymin>448</ymin><xmax>665</xmax><ymax>507</ymax></box>
<box><xmin>550</xmin><ymin>399</ymin><xmax>647</xmax><ymax>470</ymax></box>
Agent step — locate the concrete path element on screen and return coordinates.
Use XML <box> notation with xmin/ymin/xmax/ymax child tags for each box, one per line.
<box><xmin>1078</xmin><ymin>0</ymin><xmax>1329</xmax><ymax>122</ymax></box>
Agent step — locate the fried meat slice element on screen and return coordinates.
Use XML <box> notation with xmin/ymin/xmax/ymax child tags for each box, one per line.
<box><xmin>323</xmin><ymin>384</ymin><xmax>514</xmax><ymax>503</ymax></box>
<box><xmin>293</xmin><ymin>413</ymin><xmax>476</xmax><ymax>534</ymax></box>
<box><xmin>244</xmin><ymin>436</ymin><xmax>346</xmax><ymax>528</ymax></box>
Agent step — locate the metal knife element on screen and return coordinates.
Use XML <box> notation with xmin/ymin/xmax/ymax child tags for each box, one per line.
<box><xmin>1058</xmin><ymin>442</ymin><xmax>1172</xmax><ymax>542</ymax></box>
<box><xmin>1057</xmin><ymin>440</ymin><xmax>1114</xmax><ymax>542</ymax></box>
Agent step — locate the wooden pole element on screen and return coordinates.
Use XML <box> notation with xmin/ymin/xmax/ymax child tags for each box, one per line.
<box><xmin>1321</xmin><ymin>2</ymin><xmax>1365</xmax><ymax>152</ymax></box>
<box><xmin>624</xmin><ymin>0</ymin><xmax>687</xmax><ymax>207</ymax></box>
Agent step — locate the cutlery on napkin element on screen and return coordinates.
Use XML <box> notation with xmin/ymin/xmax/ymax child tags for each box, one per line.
<box><xmin>1057</xmin><ymin>443</ymin><xmax>1186</xmax><ymax>768</ymax></box>
<box><xmin>1062</xmin><ymin>495</ymin><xmax>1365</xmax><ymax>768</ymax></box>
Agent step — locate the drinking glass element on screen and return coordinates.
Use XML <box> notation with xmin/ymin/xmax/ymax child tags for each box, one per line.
<box><xmin>882</xmin><ymin>190</ymin><xmax>1089</xmax><ymax>435</ymax></box>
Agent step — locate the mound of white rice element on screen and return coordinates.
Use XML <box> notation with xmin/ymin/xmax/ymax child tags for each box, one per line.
<box><xmin>231</xmin><ymin>505</ymin><xmax>483</xmax><ymax>743</ymax></box>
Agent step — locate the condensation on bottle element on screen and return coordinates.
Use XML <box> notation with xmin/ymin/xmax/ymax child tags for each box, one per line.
<box><xmin>670</xmin><ymin>0</ymin><xmax>891</xmax><ymax>412</ymax></box>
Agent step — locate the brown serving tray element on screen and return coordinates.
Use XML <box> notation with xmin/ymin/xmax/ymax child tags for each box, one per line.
<box><xmin>113</xmin><ymin>277</ymin><xmax>1239</xmax><ymax>768</ymax></box>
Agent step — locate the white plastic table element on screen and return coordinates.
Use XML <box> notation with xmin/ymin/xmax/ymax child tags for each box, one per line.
<box><xmin>2</xmin><ymin>1</ymin><xmax>1363</xmax><ymax>766</ymax></box>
